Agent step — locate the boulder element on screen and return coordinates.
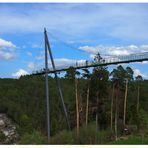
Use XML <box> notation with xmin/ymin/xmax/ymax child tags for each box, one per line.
<box><xmin>0</xmin><ymin>119</ymin><xmax>5</xmax><ymax>128</ymax></box>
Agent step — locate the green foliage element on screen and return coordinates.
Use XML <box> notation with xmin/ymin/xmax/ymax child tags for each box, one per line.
<box><xmin>130</xmin><ymin>108</ymin><xmax>148</xmax><ymax>132</ymax></box>
<box><xmin>111</xmin><ymin>135</ymin><xmax>148</xmax><ymax>144</ymax></box>
<box><xmin>125</xmin><ymin>67</ymin><xmax>134</xmax><ymax>81</ymax></box>
<box><xmin>135</xmin><ymin>75</ymin><xmax>143</xmax><ymax>81</ymax></box>
<box><xmin>0</xmin><ymin>65</ymin><xmax>148</xmax><ymax>144</ymax></box>
<box><xmin>89</xmin><ymin>66</ymin><xmax>109</xmax><ymax>130</ymax></box>
<box><xmin>19</xmin><ymin>114</ymin><xmax>33</xmax><ymax>133</ymax></box>
<box><xmin>64</xmin><ymin>66</ymin><xmax>77</xmax><ymax>80</ymax></box>
<box><xmin>50</xmin><ymin>123</ymin><xmax>114</xmax><ymax>144</ymax></box>
<box><xmin>19</xmin><ymin>130</ymin><xmax>47</xmax><ymax>144</ymax></box>
<box><xmin>110</xmin><ymin>65</ymin><xmax>126</xmax><ymax>83</ymax></box>
<box><xmin>139</xmin><ymin>109</ymin><xmax>148</xmax><ymax>131</ymax></box>
<box><xmin>50</xmin><ymin>130</ymin><xmax>74</xmax><ymax>144</ymax></box>
<box><xmin>77</xmin><ymin>123</ymin><xmax>113</xmax><ymax>144</ymax></box>
<box><xmin>76</xmin><ymin>123</ymin><xmax>99</xmax><ymax>144</ymax></box>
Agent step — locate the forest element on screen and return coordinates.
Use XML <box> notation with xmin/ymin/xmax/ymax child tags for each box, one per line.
<box><xmin>0</xmin><ymin>62</ymin><xmax>148</xmax><ymax>144</ymax></box>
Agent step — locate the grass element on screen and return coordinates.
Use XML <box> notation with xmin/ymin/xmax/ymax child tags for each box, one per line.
<box><xmin>19</xmin><ymin>130</ymin><xmax>48</xmax><ymax>144</ymax></box>
<box><xmin>50</xmin><ymin>123</ymin><xmax>114</xmax><ymax>144</ymax></box>
<box><xmin>111</xmin><ymin>135</ymin><xmax>148</xmax><ymax>145</ymax></box>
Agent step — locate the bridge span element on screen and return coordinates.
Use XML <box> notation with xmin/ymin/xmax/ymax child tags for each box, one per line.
<box><xmin>32</xmin><ymin>52</ymin><xmax>148</xmax><ymax>75</ymax></box>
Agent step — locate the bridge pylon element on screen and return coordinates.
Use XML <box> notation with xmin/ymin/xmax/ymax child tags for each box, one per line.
<box><xmin>44</xmin><ymin>28</ymin><xmax>71</xmax><ymax>141</ymax></box>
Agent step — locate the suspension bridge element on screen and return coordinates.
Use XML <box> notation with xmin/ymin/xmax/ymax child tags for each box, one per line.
<box><xmin>33</xmin><ymin>51</ymin><xmax>148</xmax><ymax>75</ymax></box>
<box><xmin>33</xmin><ymin>28</ymin><xmax>148</xmax><ymax>141</ymax></box>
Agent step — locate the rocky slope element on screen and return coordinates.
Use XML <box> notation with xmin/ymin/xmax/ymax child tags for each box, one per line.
<box><xmin>0</xmin><ymin>113</ymin><xmax>19</xmax><ymax>144</ymax></box>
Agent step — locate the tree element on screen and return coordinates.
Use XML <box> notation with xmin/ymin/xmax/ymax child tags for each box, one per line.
<box><xmin>110</xmin><ymin>65</ymin><xmax>126</xmax><ymax>87</ymax></box>
<box><xmin>123</xmin><ymin>67</ymin><xmax>134</xmax><ymax>126</ymax></box>
<box><xmin>135</xmin><ymin>75</ymin><xmax>143</xmax><ymax>113</ymax></box>
<box><xmin>75</xmin><ymin>70</ymin><xmax>81</xmax><ymax>137</ymax></box>
<box><xmin>65</xmin><ymin>67</ymin><xmax>76</xmax><ymax>81</ymax></box>
<box><xmin>123</xmin><ymin>79</ymin><xmax>128</xmax><ymax>126</ymax></box>
<box><xmin>82</xmin><ymin>68</ymin><xmax>91</xmax><ymax>126</ymax></box>
<box><xmin>125</xmin><ymin>67</ymin><xmax>134</xmax><ymax>81</ymax></box>
<box><xmin>91</xmin><ymin>53</ymin><xmax>109</xmax><ymax>131</ymax></box>
<box><xmin>90</xmin><ymin>64</ymin><xmax>109</xmax><ymax>130</ymax></box>
<box><xmin>64</xmin><ymin>67</ymin><xmax>83</xmax><ymax>134</ymax></box>
<box><xmin>1</xmin><ymin>65</ymin><xmax>148</xmax><ymax>144</ymax></box>
<box><xmin>110</xmin><ymin>82</ymin><xmax>115</xmax><ymax>131</ymax></box>
<box><xmin>65</xmin><ymin>66</ymin><xmax>81</xmax><ymax>135</ymax></box>
<box><xmin>110</xmin><ymin>65</ymin><xmax>126</xmax><ymax>139</ymax></box>
<box><xmin>114</xmin><ymin>80</ymin><xmax>119</xmax><ymax>141</ymax></box>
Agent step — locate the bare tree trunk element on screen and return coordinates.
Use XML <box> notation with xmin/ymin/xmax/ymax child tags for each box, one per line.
<box><xmin>115</xmin><ymin>85</ymin><xmax>118</xmax><ymax>141</ymax></box>
<box><xmin>96</xmin><ymin>112</ymin><xmax>98</xmax><ymax>131</ymax></box>
<box><xmin>111</xmin><ymin>84</ymin><xmax>114</xmax><ymax>131</ymax></box>
<box><xmin>123</xmin><ymin>79</ymin><xmax>128</xmax><ymax>126</ymax></box>
<box><xmin>137</xmin><ymin>86</ymin><xmax>140</xmax><ymax>113</ymax></box>
<box><xmin>79</xmin><ymin>94</ymin><xmax>83</xmax><ymax>126</ymax></box>
<box><xmin>96</xmin><ymin>93</ymin><xmax>99</xmax><ymax>131</ymax></box>
<box><xmin>75</xmin><ymin>78</ymin><xmax>79</xmax><ymax>136</ymax></box>
<box><xmin>86</xmin><ymin>84</ymin><xmax>89</xmax><ymax>126</ymax></box>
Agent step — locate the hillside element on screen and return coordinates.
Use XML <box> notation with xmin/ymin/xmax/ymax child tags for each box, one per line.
<box><xmin>0</xmin><ymin>65</ymin><xmax>148</xmax><ymax>144</ymax></box>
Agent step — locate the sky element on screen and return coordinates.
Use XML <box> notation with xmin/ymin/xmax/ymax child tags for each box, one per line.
<box><xmin>0</xmin><ymin>3</ymin><xmax>148</xmax><ymax>78</ymax></box>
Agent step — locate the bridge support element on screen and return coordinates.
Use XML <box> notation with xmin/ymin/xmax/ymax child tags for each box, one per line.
<box><xmin>44</xmin><ymin>29</ymin><xmax>50</xmax><ymax>141</ymax></box>
<box><xmin>44</xmin><ymin>28</ymin><xmax>71</xmax><ymax>138</ymax></box>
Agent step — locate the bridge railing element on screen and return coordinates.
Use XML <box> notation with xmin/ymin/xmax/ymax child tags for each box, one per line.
<box><xmin>32</xmin><ymin>52</ymin><xmax>148</xmax><ymax>74</ymax></box>
<box><xmin>74</xmin><ymin>52</ymin><xmax>148</xmax><ymax>68</ymax></box>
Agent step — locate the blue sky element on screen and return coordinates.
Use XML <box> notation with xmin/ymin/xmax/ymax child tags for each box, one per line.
<box><xmin>0</xmin><ymin>3</ymin><xmax>148</xmax><ymax>78</ymax></box>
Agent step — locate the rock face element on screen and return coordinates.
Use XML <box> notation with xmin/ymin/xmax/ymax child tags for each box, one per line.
<box><xmin>0</xmin><ymin>113</ymin><xmax>19</xmax><ymax>144</ymax></box>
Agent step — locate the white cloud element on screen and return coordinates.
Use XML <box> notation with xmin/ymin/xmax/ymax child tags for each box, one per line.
<box><xmin>0</xmin><ymin>51</ymin><xmax>16</xmax><ymax>60</ymax></box>
<box><xmin>12</xmin><ymin>69</ymin><xmax>28</xmax><ymax>78</ymax></box>
<box><xmin>79</xmin><ymin>46</ymin><xmax>98</xmax><ymax>55</ymax></box>
<box><xmin>79</xmin><ymin>45</ymin><xmax>148</xmax><ymax>58</ymax></box>
<box><xmin>0</xmin><ymin>38</ymin><xmax>16</xmax><ymax>60</ymax></box>
<box><xmin>141</xmin><ymin>61</ymin><xmax>148</xmax><ymax>64</ymax></box>
<box><xmin>52</xmin><ymin>58</ymin><xmax>85</xmax><ymax>68</ymax></box>
<box><xmin>90</xmin><ymin>54</ymin><xmax>96</xmax><ymax>59</ymax></box>
<box><xmin>133</xmin><ymin>68</ymin><xmax>148</xmax><ymax>78</ymax></box>
<box><xmin>0</xmin><ymin>38</ymin><xmax>16</xmax><ymax>48</ymax></box>
<box><xmin>0</xmin><ymin>4</ymin><xmax>148</xmax><ymax>42</ymax></box>
<box><xmin>31</xmin><ymin>58</ymin><xmax>86</xmax><ymax>72</ymax></box>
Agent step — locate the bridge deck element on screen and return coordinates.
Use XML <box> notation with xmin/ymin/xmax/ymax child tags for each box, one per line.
<box><xmin>32</xmin><ymin>52</ymin><xmax>148</xmax><ymax>75</ymax></box>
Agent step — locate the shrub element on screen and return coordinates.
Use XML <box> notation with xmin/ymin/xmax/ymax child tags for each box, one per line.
<box><xmin>50</xmin><ymin>130</ymin><xmax>74</xmax><ymax>144</ymax></box>
<box><xmin>77</xmin><ymin>123</ymin><xmax>113</xmax><ymax>144</ymax></box>
<box><xmin>19</xmin><ymin>114</ymin><xmax>33</xmax><ymax>133</ymax></box>
<box><xmin>50</xmin><ymin>122</ymin><xmax>114</xmax><ymax>144</ymax></box>
<box><xmin>139</xmin><ymin>109</ymin><xmax>148</xmax><ymax>130</ymax></box>
<box><xmin>76</xmin><ymin>123</ymin><xmax>98</xmax><ymax>144</ymax></box>
<box><xmin>111</xmin><ymin>135</ymin><xmax>148</xmax><ymax>144</ymax></box>
<box><xmin>19</xmin><ymin>130</ymin><xmax>47</xmax><ymax>144</ymax></box>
